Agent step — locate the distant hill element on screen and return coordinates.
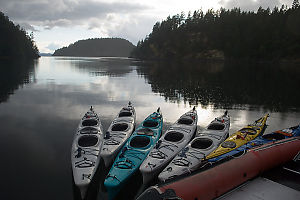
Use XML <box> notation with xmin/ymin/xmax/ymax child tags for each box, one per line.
<box><xmin>0</xmin><ymin>12</ymin><xmax>39</xmax><ymax>59</ymax></box>
<box><xmin>39</xmin><ymin>53</ymin><xmax>52</xmax><ymax>56</ymax></box>
<box><xmin>53</xmin><ymin>38</ymin><xmax>135</xmax><ymax>57</ymax></box>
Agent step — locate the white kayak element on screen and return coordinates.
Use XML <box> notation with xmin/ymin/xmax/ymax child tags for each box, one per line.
<box><xmin>100</xmin><ymin>102</ymin><xmax>136</xmax><ymax>167</ymax></box>
<box><xmin>158</xmin><ymin>111</ymin><xmax>230</xmax><ymax>182</ymax></box>
<box><xmin>71</xmin><ymin>106</ymin><xmax>104</xmax><ymax>199</ymax></box>
<box><xmin>140</xmin><ymin>107</ymin><xmax>198</xmax><ymax>184</ymax></box>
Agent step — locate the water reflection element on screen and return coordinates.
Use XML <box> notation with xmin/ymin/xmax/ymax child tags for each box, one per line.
<box><xmin>63</xmin><ymin>57</ymin><xmax>136</xmax><ymax>77</ymax></box>
<box><xmin>137</xmin><ymin>61</ymin><xmax>300</xmax><ymax>111</ymax></box>
<box><xmin>0</xmin><ymin>57</ymin><xmax>300</xmax><ymax>200</ymax></box>
<box><xmin>0</xmin><ymin>59</ymin><xmax>36</xmax><ymax>103</ymax></box>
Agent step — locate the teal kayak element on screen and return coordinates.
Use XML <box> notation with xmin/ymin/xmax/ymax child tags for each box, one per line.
<box><xmin>104</xmin><ymin>108</ymin><xmax>163</xmax><ymax>200</ymax></box>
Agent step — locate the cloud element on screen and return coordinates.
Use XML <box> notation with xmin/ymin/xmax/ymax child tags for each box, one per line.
<box><xmin>218</xmin><ymin>0</ymin><xmax>293</xmax><ymax>11</ymax></box>
<box><xmin>46</xmin><ymin>42</ymin><xmax>62</xmax><ymax>51</ymax></box>
<box><xmin>17</xmin><ymin>22</ymin><xmax>38</xmax><ymax>31</ymax></box>
<box><xmin>0</xmin><ymin>0</ymin><xmax>149</xmax><ymax>28</ymax></box>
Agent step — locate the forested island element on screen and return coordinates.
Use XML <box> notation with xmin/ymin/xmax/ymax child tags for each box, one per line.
<box><xmin>131</xmin><ymin>2</ymin><xmax>300</xmax><ymax>61</ymax></box>
<box><xmin>0</xmin><ymin>12</ymin><xmax>39</xmax><ymax>60</ymax></box>
<box><xmin>53</xmin><ymin>38</ymin><xmax>135</xmax><ymax>57</ymax></box>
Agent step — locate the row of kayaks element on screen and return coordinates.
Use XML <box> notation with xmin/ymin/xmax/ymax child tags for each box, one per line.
<box><xmin>70</xmin><ymin>103</ymin><xmax>300</xmax><ymax>199</ymax></box>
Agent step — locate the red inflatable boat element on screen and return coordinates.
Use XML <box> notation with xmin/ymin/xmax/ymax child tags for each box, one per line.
<box><xmin>137</xmin><ymin>137</ymin><xmax>300</xmax><ymax>200</ymax></box>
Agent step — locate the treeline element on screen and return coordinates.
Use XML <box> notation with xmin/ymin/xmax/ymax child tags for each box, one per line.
<box><xmin>131</xmin><ymin>2</ymin><xmax>300</xmax><ymax>61</ymax></box>
<box><xmin>0</xmin><ymin>12</ymin><xmax>39</xmax><ymax>60</ymax></box>
<box><xmin>53</xmin><ymin>38</ymin><xmax>135</xmax><ymax>57</ymax></box>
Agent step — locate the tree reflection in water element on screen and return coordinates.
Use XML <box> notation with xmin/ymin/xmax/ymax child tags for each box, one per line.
<box><xmin>137</xmin><ymin>60</ymin><xmax>300</xmax><ymax>111</ymax></box>
<box><xmin>0</xmin><ymin>59</ymin><xmax>36</xmax><ymax>103</ymax></box>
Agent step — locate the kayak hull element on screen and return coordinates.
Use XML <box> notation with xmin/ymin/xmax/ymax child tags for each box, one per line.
<box><xmin>100</xmin><ymin>103</ymin><xmax>136</xmax><ymax>167</ymax></box>
<box><xmin>140</xmin><ymin>108</ymin><xmax>198</xmax><ymax>184</ymax></box>
<box><xmin>208</xmin><ymin>125</ymin><xmax>300</xmax><ymax>164</ymax></box>
<box><xmin>104</xmin><ymin>109</ymin><xmax>163</xmax><ymax>200</ymax></box>
<box><xmin>206</xmin><ymin>114</ymin><xmax>269</xmax><ymax>160</ymax></box>
<box><xmin>71</xmin><ymin>107</ymin><xmax>104</xmax><ymax>199</ymax></box>
<box><xmin>158</xmin><ymin>112</ymin><xmax>230</xmax><ymax>182</ymax></box>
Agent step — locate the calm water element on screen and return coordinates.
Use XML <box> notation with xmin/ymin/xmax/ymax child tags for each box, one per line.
<box><xmin>0</xmin><ymin>57</ymin><xmax>300</xmax><ymax>200</ymax></box>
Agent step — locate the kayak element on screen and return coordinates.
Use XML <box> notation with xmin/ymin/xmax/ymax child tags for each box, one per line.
<box><xmin>100</xmin><ymin>102</ymin><xmax>136</xmax><ymax>167</ymax></box>
<box><xmin>140</xmin><ymin>107</ymin><xmax>198</xmax><ymax>184</ymax></box>
<box><xmin>137</xmin><ymin>136</ymin><xmax>300</xmax><ymax>200</ymax></box>
<box><xmin>158</xmin><ymin>111</ymin><xmax>230</xmax><ymax>182</ymax></box>
<box><xmin>71</xmin><ymin>106</ymin><xmax>104</xmax><ymax>199</ymax></box>
<box><xmin>104</xmin><ymin>108</ymin><xmax>163</xmax><ymax>200</ymax></box>
<box><xmin>207</xmin><ymin>124</ymin><xmax>300</xmax><ymax>164</ymax></box>
<box><xmin>206</xmin><ymin>113</ymin><xmax>269</xmax><ymax>160</ymax></box>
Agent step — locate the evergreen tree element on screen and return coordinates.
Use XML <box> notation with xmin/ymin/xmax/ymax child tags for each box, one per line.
<box><xmin>292</xmin><ymin>0</ymin><xmax>300</xmax><ymax>9</ymax></box>
<box><xmin>0</xmin><ymin>12</ymin><xmax>39</xmax><ymax>60</ymax></box>
<box><xmin>131</xmin><ymin>4</ymin><xmax>300</xmax><ymax>61</ymax></box>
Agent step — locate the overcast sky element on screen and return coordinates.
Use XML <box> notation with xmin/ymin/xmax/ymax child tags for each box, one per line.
<box><xmin>0</xmin><ymin>0</ymin><xmax>294</xmax><ymax>53</ymax></box>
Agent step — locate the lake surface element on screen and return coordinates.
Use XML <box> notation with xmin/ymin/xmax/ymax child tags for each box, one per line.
<box><xmin>0</xmin><ymin>57</ymin><xmax>300</xmax><ymax>200</ymax></box>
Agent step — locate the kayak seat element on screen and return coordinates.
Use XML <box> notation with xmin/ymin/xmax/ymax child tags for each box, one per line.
<box><xmin>79</xmin><ymin>127</ymin><xmax>99</xmax><ymax>134</ymax></box>
<box><xmin>191</xmin><ymin>138</ymin><xmax>213</xmax><ymax>149</ymax></box>
<box><xmin>82</xmin><ymin>119</ymin><xmax>98</xmax><ymax>126</ymax></box>
<box><xmin>130</xmin><ymin>136</ymin><xmax>150</xmax><ymax>148</ymax></box>
<box><xmin>119</xmin><ymin>112</ymin><xmax>132</xmax><ymax>117</ymax></box>
<box><xmin>164</xmin><ymin>131</ymin><xmax>184</xmax><ymax>142</ymax></box>
<box><xmin>111</xmin><ymin>123</ymin><xmax>129</xmax><ymax>131</ymax></box>
<box><xmin>208</xmin><ymin>123</ymin><xmax>225</xmax><ymax>130</ymax></box>
<box><xmin>143</xmin><ymin>120</ymin><xmax>158</xmax><ymax>128</ymax></box>
<box><xmin>78</xmin><ymin>135</ymin><xmax>98</xmax><ymax>147</ymax></box>
<box><xmin>178</xmin><ymin>118</ymin><xmax>193</xmax><ymax>125</ymax></box>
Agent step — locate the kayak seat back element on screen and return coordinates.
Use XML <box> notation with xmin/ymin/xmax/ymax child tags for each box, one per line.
<box><xmin>191</xmin><ymin>138</ymin><xmax>213</xmax><ymax>149</ymax></box>
<box><xmin>111</xmin><ymin>123</ymin><xmax>129</xmax><ymax>132</ymax></box>
<box><xmin>78</xmin><ymin>135</ymin><xmax>98</xmax><ymax>147</ymax></box>
<box><xmin>130</xmin><ymin>136</ymin><xmax>150</xmax><ymax>148</ymax></box>
<box><xmin>164</xmin><ymin>131</ymin><xmax>184</xmax><ymax>142</ymax></box>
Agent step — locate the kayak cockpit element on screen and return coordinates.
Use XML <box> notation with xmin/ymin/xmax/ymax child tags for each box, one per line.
<box><xmin>143</xmin><ymin>120</ymin><xmax>159</xmax><ymax>128</ymax></box>
<box><xmin>164</xmin><ymin>131</ymin><xmax>184</xmax><ymax>142</ymax></box>
<box><xmin>130</xmin><ymin>136</ymin><xmax>150</xmax><ymax>148</ymax></box>
<box><xmin>78</xmin><ymin>135</ymin><xmax>99</xmax><ymax>147</ymax></box>
<box><xmin>82</xmin><ymin>119</ymin><xmax>98</xmax><ymax>126</ymax></box>
<box><xmin>111</xmin><ymin>123</ymin><xmax>129</xmax><ymax>131</ymax></box>
<box><xmin>178</xmin><ymin>118</ymin><xmax>193</xmax><ymax>125</ymax></box>
<box><xmin>240</xmin><ymin>128</ymin><xmax>257</xmax><ymax>135</ymax></box>
<box><xmin>208</xmin><ymin>123</ymin><xmax>225</xmax><ymax>130</ymax></box>
<box><xmin>191</xmin><ymin>138</ymin><xmax>213</xmax><ymax>149</ymax></box>
<box><xmin>119</xmin><ymin>111</ymin><xmax>133</xmax><ymax>117</ymax></box>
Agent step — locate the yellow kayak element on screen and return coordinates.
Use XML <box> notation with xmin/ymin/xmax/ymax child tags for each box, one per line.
<box><xmin>206</xmin><ymin>114</ymin><xmax>269</xmax><ymax>159</ymax></box>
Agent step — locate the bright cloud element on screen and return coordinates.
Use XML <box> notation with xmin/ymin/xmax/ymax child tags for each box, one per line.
<box><xmin>218</xmin><ymin>0</ymin><xmax>293</xmax><ymax>10</ymax></box>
